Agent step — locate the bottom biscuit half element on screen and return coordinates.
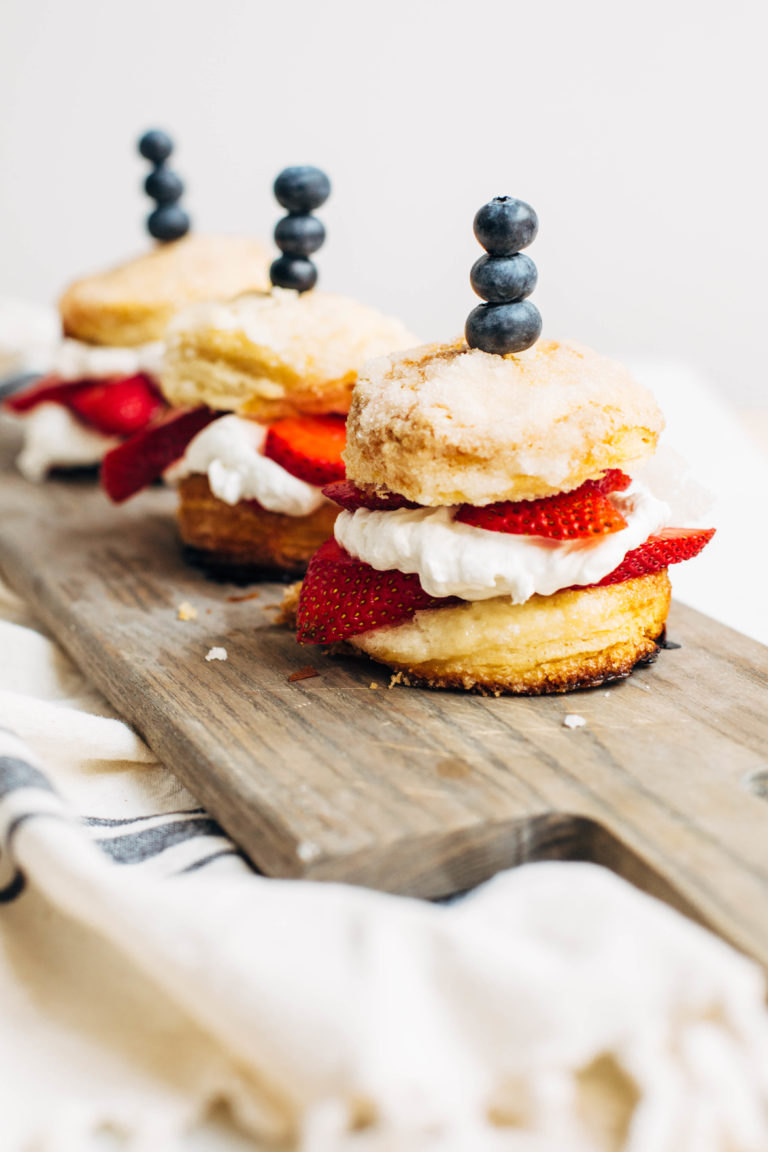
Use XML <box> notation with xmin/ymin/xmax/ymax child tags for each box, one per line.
<box><xmin>177</xmin><ymin>474</ymin><xmax>339</xmax><ymax>579</ymax></box>
<box><xmin>348</xmin><ymin>570</ymin><xmax>671</xmax><ymax>695</ymax></box>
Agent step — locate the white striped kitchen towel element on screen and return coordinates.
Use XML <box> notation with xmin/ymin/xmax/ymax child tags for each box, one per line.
<box><xmin>3</xmin><ymin>575</ymin><xmax>768</xmax><ymax>1152</ymax></box>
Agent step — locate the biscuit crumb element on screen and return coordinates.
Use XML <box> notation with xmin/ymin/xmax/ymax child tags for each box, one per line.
<box><xmin>206</xmin><ymin>646</ymin><xmax>228</xmax><ymax>662</ymax></box>
<box><xmin>177</xmin><ymin>601</ymin><xmax>198</xmax><ymax>621</ymax></box>
<box><xmin>288</xmin><ymin>666</ymin><xmax>318</xmax><ymax>683</ymax></box>
<box><xmin>369</xmin><ymin>682</ymin><xmax>379</xmax><ymax>690</ymax></box>
<box><xmin>388</xmin><ymin>671</ymin><xmax>405</xmax><ymax>690</ymax></box>
<box><xmin>275</xmin><ymin>581</ymin><xmax>302</xmax><ymax>627</ymax></box>
<box><xmin>563</xmin><ymin>713</ymin><xmax>587</xmax><ymax>729</ymax></box>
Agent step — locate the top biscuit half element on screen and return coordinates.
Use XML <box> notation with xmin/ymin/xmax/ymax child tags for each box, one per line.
<box><xmin>161</xmin><ymin>287</ymin><xmax>418</xmax><ymax>422</ymax></box>
<box><xmin>343</xmin><ymin>339</ymin><xmax>664</xmax><ymax>505</ymax></box>
<box><xmin>59</xmin><ymin>234</ymin><xmax>271</xmax><ymax>347</ymax></box>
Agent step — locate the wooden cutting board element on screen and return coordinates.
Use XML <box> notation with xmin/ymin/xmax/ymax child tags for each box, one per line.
<box><xmin>1</xmin><ymin>424</ymin><xmax>768</xmax><ymax>967</ymax></box>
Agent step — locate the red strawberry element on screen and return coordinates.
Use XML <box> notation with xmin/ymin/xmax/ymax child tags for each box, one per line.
<box><xmin>322</xmin><ymin>479</ymin><xmax>420</xmax><ymax>512</ymax></box>
<box><xmin>588</xmin><ymin>527</ymin><xmax>715</xmax><ymax>588</ymax></box>
<box><xmin>5</xmin><ymin>372</ymin><xmax>163</xmax><ymax>436</ymax></box>
<box><xmin>456</xmin><ymin>471</ymin><xmax>632</xmax><ymax>540</ymax></box>
<box><xmin>66</xmin><ymin>375</ymin><xmax>164</xmax><ymax>436</ymax></box>
<box><xmin>101</xmin><ymin>407</ymin><xmax>220</xmax><ymax>504</ymax></box>
<box><xmin>297</xmin><ymin>539</ymin><xmax>455</xmax><ymax>644</ymax></box>
<box><xmin>4</xmin><ymin>375</ymin><xmax>86</xmax><ymax>413</ymax></box>
<box><xmin>593</xmin><ymin>469</ymin><xmax>632</xmax><ymax>495</ymax></box>
<box><xmin>264</xmin><ymin>415</ymin><xmax>346</xmax><ymax>486</ymax></box>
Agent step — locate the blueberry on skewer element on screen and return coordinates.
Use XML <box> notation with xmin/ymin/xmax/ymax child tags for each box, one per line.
<box><xmin>138</xmin><ymin>128</ymin><xmax>190</xmax><ymax>243</ymax></box>
<box><xmin>466</xmin><ymin>195</ymin><xmax>542</xmax><ymax>355</ymax></box>
<box><xmin>270</xmin><ymin>166</ymin><xmax>330</xmax><ymax>293</ymax></box>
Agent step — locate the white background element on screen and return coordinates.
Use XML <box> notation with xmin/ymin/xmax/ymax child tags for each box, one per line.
<box><xmin>1</xmin><ymin>0</ymin><xmax>767</xmax><ymax>403</ymax></box>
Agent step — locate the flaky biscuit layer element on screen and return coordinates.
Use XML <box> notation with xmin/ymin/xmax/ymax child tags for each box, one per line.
<box><xmin>344</xmin><ymin>339</ymin><xmax>664</xmax><ymax>505</ymax></box>
<box><xmin>59</xmin><ymin>235</ymin><xmax>270</xmax><ymax>347</ymax></box>
<box><xmin>161</xmin><ymin>289</ymin><xmax>417</xmax><ymax>420</ymax></box>
<box><xmin>177</xmin><ymin>474</ymin><xmax>338</xmax><ymax>577</ymax></box>
<box><xmin>348</xmin><ymin>571</ymin><xmax>670</xmax><ymax>695</ymax></box>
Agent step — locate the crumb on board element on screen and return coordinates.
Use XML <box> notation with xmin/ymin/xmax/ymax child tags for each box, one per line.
<box><xmin>288</xmin><ymin>666</ymin><xmax>319</xmax><ymax>683</ymax></box>
<box><xmin>388</xmin><ymin>671</ymin><xmax>405</xmax><ymax>690</ymax></box>
<box><xmin>177</xmin><ymin>601</ymin><xmax>198</xmax><ymax>621</ymax></box>
<box><xmin>227</xmin><ymin>590</ymin><xmax>261</xmax><ymax>603</ymax></box>
<box><xmin>563</xmin><ymin>713</ymin><xmax>587</xmax><ymax>729</ymax></box>
<box><xmin>205</xmin><ymin>646</ymin><xmax>228</xmax><ymax>662</ymax></box>
<box><xmin>276</xmin><ymin>581</ymin><xmax>302</xmax><ymax>627</ymax></box>
<box><xmin>369</xmin><ymin>682</ymin><xmax>379</xmax><ymax>690</ymax></box>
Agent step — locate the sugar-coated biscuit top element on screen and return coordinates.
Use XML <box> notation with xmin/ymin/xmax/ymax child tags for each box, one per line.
<box><xmin>344</xmin><ymin>339</ymin><xmax>664</xmax><ymax>505</ymax></box>
<box><xmin>161</xmin><ymin>288</ymin><xmax>418</xmax><ymax>422</ymax></box>
<box><xmin>59</xmin><ymin>234</ymin><xmax>270</xmax><ymax>347</ymax></box>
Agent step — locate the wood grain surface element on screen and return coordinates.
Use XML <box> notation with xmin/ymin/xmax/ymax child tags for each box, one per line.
<box><xmin>1</xmin><ymin>424</ymin><xmax>768</xmax><ymax>966</ymax></box>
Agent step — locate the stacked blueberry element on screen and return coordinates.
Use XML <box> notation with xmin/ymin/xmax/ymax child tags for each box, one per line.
<box><xmin>138</xmin><ymin>129</ymin><xmax>190</xmax><ymax>242</ymax></box>
<box><xmin>465</xmin><ymin>196</ymin><xmax>542</xmax><ymax>355</ymax></box>
<box><xmin>270</xmin><ymin>166</ymin><xmax>331</xmax><ymax>294</ymax></box>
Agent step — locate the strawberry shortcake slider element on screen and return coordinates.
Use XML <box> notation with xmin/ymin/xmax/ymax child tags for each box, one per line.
<box><xmin>295</xmin><ymin>196</ymin><xmax>714</xmax><ymax>694</ymax></box>
<box><xmin>101</xmin><ymin>166</ymin><xmax>416</xmax><ymax>578</ymax></box>
<box><xmin>4</xmin><ymin>130</ymin><xmax>269</xmax><ymax>481</ymax></box>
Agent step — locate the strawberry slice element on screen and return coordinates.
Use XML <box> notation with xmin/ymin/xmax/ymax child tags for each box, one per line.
<box><xmin>297</xmin><ymin>539</ymin><xmax>456</xmax><ymax>644</ymax></box>
<box><xmin>4</xmin><ymin>375</ymin><xmax>87</xmax><ymax>413</ymax></box>
<box><xmin>65</xmin><ymin>375</ymin><xmax>164</xmax><ymax>436</ymax></box>
<box><xmin>322</xmin><ymin>479</ymin><xmax>420</xmax><ymax>512</ymax></box>
<box><xmin>593</xmin><ymin>469</ymin><xmax>632</xmax><ymax>495</ymax></box>
<box><xmin>588</xmin><ymin>527</ymin><xmax>715</xmax><ymax>588</ymax></box>
<box><xmin>456</xmin><ymin>471</ymin><xmax>632</xmax><ymax>540</ymax></box>
<box><xmin>101</xmin><ymin>407</ymin><xmax>220</xmax><ymax>504</ymax></box>
<box><xmin>264</xmin><ymin>415</ymin><xmax>346</xmax><ymax>487</ymax></box>
<box><xmin>4</xmin><ymin>372</ymin><xmax>164</xmax><ymax>436</ymax></box>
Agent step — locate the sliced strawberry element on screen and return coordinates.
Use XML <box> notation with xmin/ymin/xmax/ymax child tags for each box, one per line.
<box><xmin>297</xmin><ymin>539</ymin><xmax>456</xmax><ymax>644</ymax></box>
<box><xmin>587</xmin><ymin>527</ymin><xmax>716</xmax><ymax>588</ymax></box>
<box><xmin>101</xmin><ymin>407</ymin><xmax>220</xmax><ymax>504</ymax></box>
<box><xmin>592</xmin><ymin>468</ymin><xmax>632</xmax><ymax>496</ymax></box>
<box><xmin>322</xmin><ymin>479</ymin><xmax>420</xmax><ymax>512</ymax></box>
<box><xmin>264</xmin><ymin>415</ymin><xmax>346</xmax><ymax>487</ymax></box>
<box><xmin>4</xmin><ymin>372</ymin><xmax>163</xmax><ymax>437</ymax></box>
<box><xmin>65</xmin><ymin>374</ymin><xmax>164</xmax><ymax>436</ymax></box>
<box><xmin>456</xmin><ymin>471</ymin><xmax>632</xmax><ymax>540</ymax></box>
<box><xmin>4</xmin><ymin>375</ymin><xmax>85</xmax><ymax>413</ymax></box>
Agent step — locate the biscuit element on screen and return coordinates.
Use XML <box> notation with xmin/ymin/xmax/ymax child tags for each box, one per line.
<box><xmin>161</xmin><ymin>288</ymin><xmax>417</xmax><ymax>422</ymax></box>
<box><xmin>348</xmin><ymin>570</ymin><xmax>670</xmax><ymax>695</ymax></box>
<box><xmin>344</xmin><ymin>339</ymin><xmax>664</xmax><ymax>505</ymax></box>
<box><xmin>177</xmin><ymin>474</ymin><xmax>339</xmax><ymax>578</ymax></box>
<box><xmin>59</xmin><ymin>234</ymin><xmax>270</xmax><ymax>347</ymax></box>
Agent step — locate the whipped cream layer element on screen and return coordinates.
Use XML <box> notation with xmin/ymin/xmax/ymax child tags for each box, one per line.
<box><xmin>168</xmin><ymin>414</ymin><xmax>327</xmax><ymax>516</ymax></box>
<box><xmin>11</xmin><ymin>403</ymin><xmax>118</xmax><ymax>482</ymax></box>
<box><xmin>334</xmin><ymin>481</ymin><xmax>670</xmax><ymax>603</ymax></box>
<box><xmin>51</xmin><ymin>338</ymin><xmax>165</xmax><ymax>382</ymax></box>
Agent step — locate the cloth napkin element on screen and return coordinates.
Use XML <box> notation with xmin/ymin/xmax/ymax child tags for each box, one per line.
<box><xmin>2</xmin><ymin>574</ymin><xmax>768</xmax><ymax>1152</ymax></box>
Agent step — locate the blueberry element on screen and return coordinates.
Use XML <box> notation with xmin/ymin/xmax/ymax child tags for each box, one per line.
<box><xmin>470</xmin><ymin>253</ymin><xmax>537</xmax><ymax>304</ymax></box>
<box><xmin>465</xmin><ymin>300</ymin><xmax>542</xmax><ymax>355</ymax></box>
<box><xmin>270</xmin><ymin>254</ymin><xmax>317</xmax><ymax>293</ymax></box>
<box><xmin>273</xmin><ymin>166</ymin><xmax>331</xmax><ymax>214</ymax></box>
<box><xmin>274</xmin><ymin>214</ymin><xmax>325</xmax><ymax>257</ymax></box>
<box><xmin>473</xmin><ymin>196</ymin><xmax>538</xmax><ymax>256</ymax></box>
<box><xmin>147</xmin><ymin>204</ymin><xmax>190</xmax><ymax>242</ymax></box>
<box><xmin>144</xmin><ymin>167</ymin><xmax>184</xmax><ymax>204</ymax></box>
<box><xmin>138</xmin><ymin>129</ymin><xmax>174</xmax><ymax>165</ymax></box>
